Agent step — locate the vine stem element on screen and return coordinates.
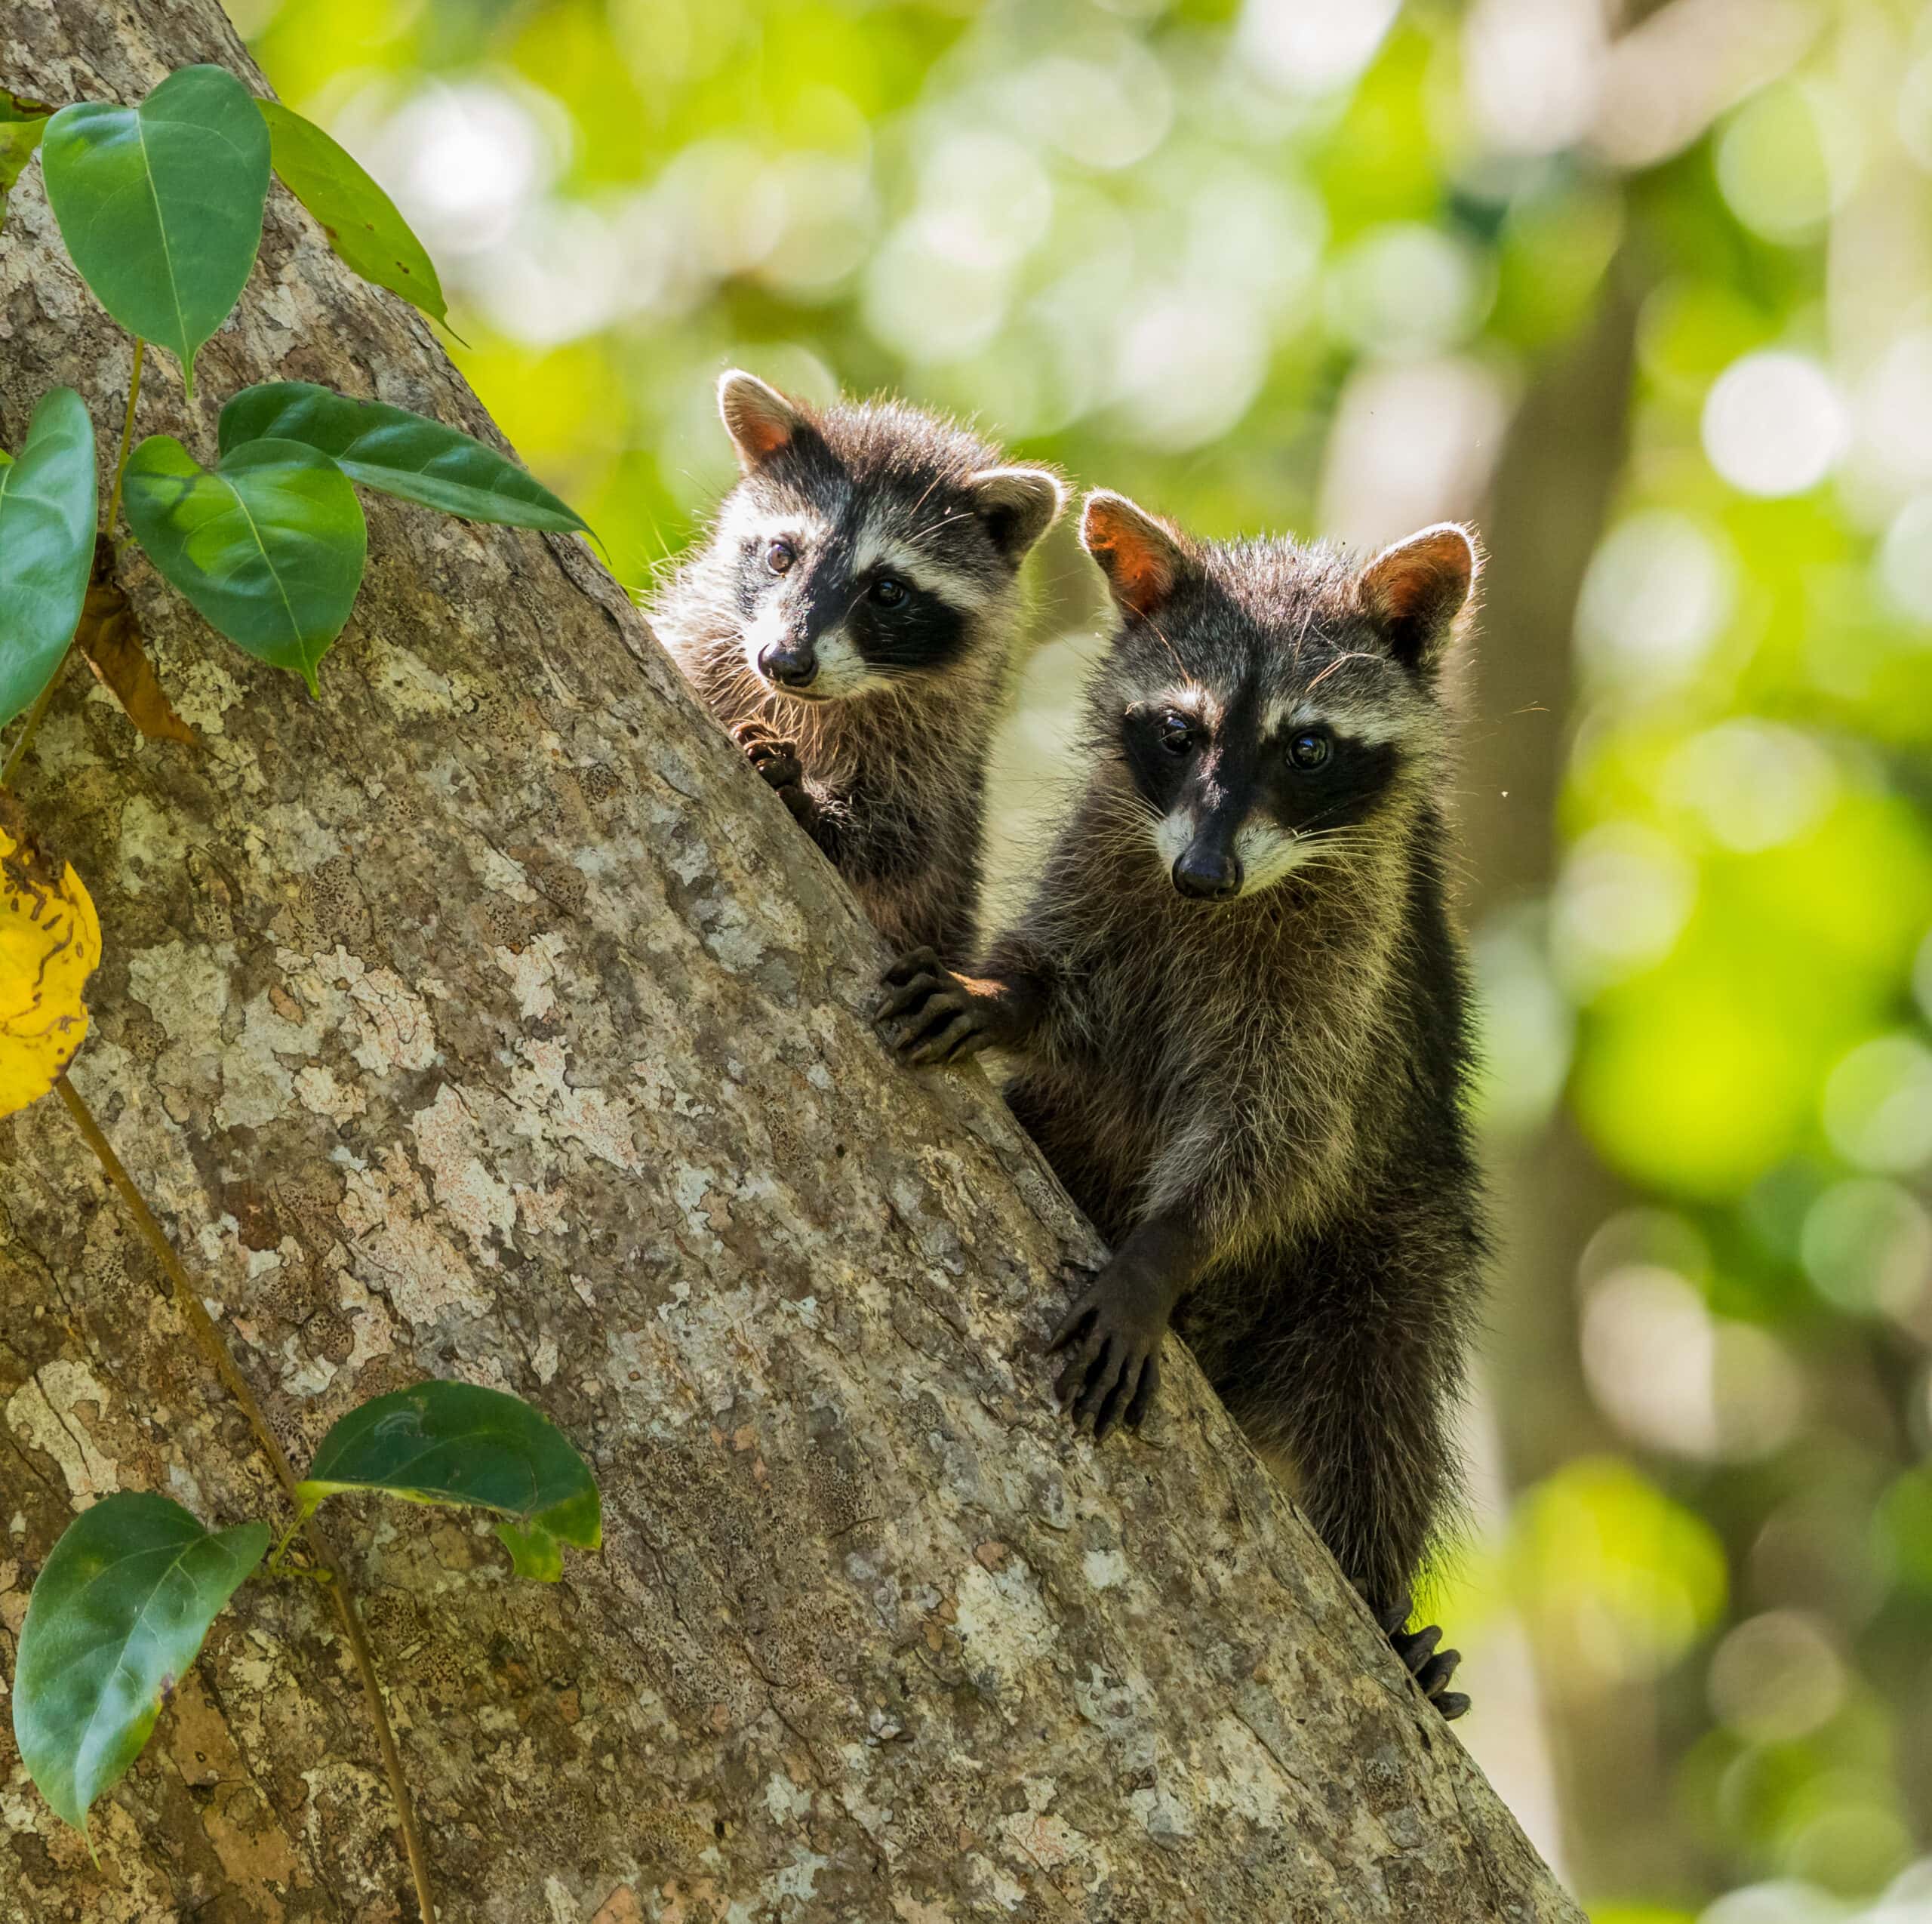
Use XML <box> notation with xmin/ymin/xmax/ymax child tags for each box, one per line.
<box><xmin>1</xmin><ymin>339</ymin><xmax>146</xmax><ymax>790</ymax></box>
<box><xmin>103</xmin><ymin>337</ymin><xmax>144</xmax><ymax>538</ymax></box>
<box><xmin>0</xmin><ymin>673</ymin><xmax>65</xmax><ymax>788</ymax></box>
<box><xmin>54</xmin><ymin>1072</ymin><xmax>438</xmax><ymax>1924</ymax></box>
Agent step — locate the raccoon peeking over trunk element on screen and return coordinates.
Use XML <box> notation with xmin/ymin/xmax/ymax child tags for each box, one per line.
<box><xmin>649</xmin><ymin>372</ymin><xmax>1066</xmax><ymax>961</ymax></box>
<box><xmin>878</xmin><ymin>491</ymin><xmax>1489</xmax><ymax>1719</ymax></box>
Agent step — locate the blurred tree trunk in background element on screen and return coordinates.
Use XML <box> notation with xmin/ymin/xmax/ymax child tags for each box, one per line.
<box><xmin>1468</xmin><ymin>270</ymin><xmax>1640</xmax><ymax>1485</ymax></box>
<box><xmin>0</xmin><ymin>5</ymin><xmax>1587</xmax><ymax>1920</ymax></box>
<box><xmin>1465</xmin><ymin>266</ymin><xmax>1687</xmax><ymax>1896</ymax></box>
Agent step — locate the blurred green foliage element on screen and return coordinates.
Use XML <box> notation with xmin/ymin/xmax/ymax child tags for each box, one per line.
<box><xmin>229</xmin><ymin>0</ymin><xmax>1932</xmax><ymax>1914</ymax></box>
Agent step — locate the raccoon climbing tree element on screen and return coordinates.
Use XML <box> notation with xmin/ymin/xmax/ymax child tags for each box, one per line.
<box><xmin>0</xmin><ymin>3</ymin><xmax>1585</xmax><ymax>1919</ymax></box>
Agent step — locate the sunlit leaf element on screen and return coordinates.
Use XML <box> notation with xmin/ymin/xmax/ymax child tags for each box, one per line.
<box><xmin>0</xmin><ymin>88</ymin><xmax>51</xmax><ymax>235</ymax></box>
<box><xmin>122</xmin><ymin>435</ymin><xmax>367</xmax><ymax>694</ymax></box>
<box><xmin>0</xmin><ymin>386</ymin><xmax>97</xmax><ymax>728</ymax></box>
<box><xmin>12</xmin><ymin>1493</ymin><xmax>269</xmax><ymax>1833</ymax></box>
<box><xmin>0</xmin><ymin>797</ymin><xmax>100</xmax><ymax>1116</ymax></box>
<box><xmin>220</xmin><ymin>382</ymin><xmax>588</xmax><ymax>532</ymax></box>
<box><xmin>256</xmin><ymin>99</ymin><xmax>453</xmax><ymax>331</ymax></box>
<box><xmin>41</xmin><ymin>66</ymin><xmax>270</xmax><ymax>394</ymax></box>
<box><xmin>75</xmin><ymin>535</ymin><xmax>195</xmax><ymax>746</ymax></box>
<box><xmin>297</xmin><ymin>1381</ymin><xmax>601</xmax><ymax>1583</ymax></box>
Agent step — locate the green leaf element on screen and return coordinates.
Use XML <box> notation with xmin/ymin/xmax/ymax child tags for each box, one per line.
<box><xmin>0</xmin><ymin>89</ymin><xmax>52</xmax><ymax>235</ymax></box>
<box><xmin>0</xmin><ymin>387</ymin><xmax>99</xmax><ymax>728</ymax></box>
<box><xmin>298</xmin><ymin>1381</ymin><xmax>601</xmax><ymax>1584</ymax></box>
<box><xmin>121</xmin><ymin>435</ymin><xmax>367</xmax><ymax>693</ymax></box>
<box><xmin>41</xmin><ymin>66</ymin><xmax>270</xmax><ymax>395</ymax></box>
<box><xmin>219</xmin><ymin>383</ymin><xmax>588</xmax><ymax>534</ymax></box>
<box><xmin>255</xmin><ymin>100</ymin><xmax>452</xmax><ymax>332</ymax></box>
<box><xmin>12</xmin><ymin>1494</ymin><xmax>269</xmax><ymax>1834</ymax></box>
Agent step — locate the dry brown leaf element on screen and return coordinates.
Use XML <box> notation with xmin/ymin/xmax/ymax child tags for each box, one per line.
<box><xmin>76</xmin><ymin>535</ymin><xmax>195</xmax><ymax>746</ymax></box>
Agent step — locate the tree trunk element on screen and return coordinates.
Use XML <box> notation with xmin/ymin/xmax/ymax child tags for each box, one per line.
<box><xmin>0</xmin><ymin>6</ymin><xmax>1588</xmax><ymax>1919</ymax></box>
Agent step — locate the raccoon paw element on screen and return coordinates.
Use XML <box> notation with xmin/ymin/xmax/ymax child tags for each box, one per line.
<box><xmin>734</xmin><ymin>722</ymin><xmax>817</xmax><ymax>829</ymax></box>
<box><xmin>875</xmin><ymin>948</ymin><xmax>993</xmax><ymax>1067</ymax></box>
<box><xmin>1048</xmin><ymin>1270</ymin><xmax>1164</xmax><ymax>1443</ymax></box>
<box><xmin>1378</xmin><ymin>1596</ymin><xmax>1469</xmax><ymax>1721</ymax></box>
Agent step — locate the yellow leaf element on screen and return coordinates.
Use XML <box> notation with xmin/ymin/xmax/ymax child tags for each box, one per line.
<box><xmin>0</xmin><ymin>796</ymin><xmax>100</xmax><ymax>1115</ymax></box>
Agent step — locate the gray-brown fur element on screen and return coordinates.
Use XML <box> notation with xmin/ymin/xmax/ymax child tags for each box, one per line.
<box><xmin>650</xmin><ymin>373</ymin><xmax>1064</xmax><ymax>961</ymax></box>
<box><xmin>879</xmin><ymin>494</ymin><xmax>1490</xmax><ymax>1716</ymax></box>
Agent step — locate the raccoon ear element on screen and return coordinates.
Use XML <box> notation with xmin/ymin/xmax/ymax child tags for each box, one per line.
<box><xmin>718</xmin><ymin>371</ymin><xmax>807</xmax><ymax>471</ymax></box>
<box><xmin>1358</xmin><ymin>522</ymin><xmax>1481</xmax><ymax>673</ymax></box>
<box><xmin>1081</xmin><ymin>491</ymin><xmax>1187</xmax><ymax>621</ymax></box>
<box><xmin>967</xmin><ymin>466</ymin><xmax>1066</xmax><ymax>563</ymax></box>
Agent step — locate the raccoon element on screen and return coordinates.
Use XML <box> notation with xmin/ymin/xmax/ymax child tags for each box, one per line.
<box><xmin>878</xmin><ymin>491</ymin><xmax>1488</xmax><ymax>1718</ymax></box>
<box><xmin>649</xmin><ymin>371</ymin><xmax>1066</xmax><ymax>962</ymax></box>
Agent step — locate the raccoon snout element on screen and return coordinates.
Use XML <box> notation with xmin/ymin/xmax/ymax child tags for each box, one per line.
<box><xmin>757</xmin><ymin>639</ymin><xmax>818</xmax><ymax>689</ymax></box>
<box><xmin>1172</xmin><ymin>842</ymin><xmax>1242</xmax><ymax>900</ymax></box>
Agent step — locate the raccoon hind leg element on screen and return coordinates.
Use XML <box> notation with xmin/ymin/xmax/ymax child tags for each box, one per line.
<box><xmin>1204</xmin><ymin>1251</ymin><xmax>1472</xmax><ymax>1722</ymax></box>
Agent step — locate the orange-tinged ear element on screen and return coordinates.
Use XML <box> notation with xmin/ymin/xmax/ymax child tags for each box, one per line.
<box><xmin>1358</xmin><ymin>522</ymin><xmax>1480</xmax><ymax>673</ymax></box>
<box><xmin>718</xmin><ymin>370</ymin><xmax>806</xmax><ymax>471</ymax></box>
<box><xmin>1080</xmin><ymin>491</ymin><xmax>1188</xmax><ymax>622</ymax></box>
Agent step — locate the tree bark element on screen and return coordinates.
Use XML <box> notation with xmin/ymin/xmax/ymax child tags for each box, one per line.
<box><xmin>0</xmin><ymin>6</ymin><xmax>1588</xmax><ymax>1919</ymax></box>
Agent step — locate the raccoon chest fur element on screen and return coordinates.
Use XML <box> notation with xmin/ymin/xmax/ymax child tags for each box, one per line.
<box><xmin>1016</xmin><ymin>853</ymin><xmax>1401</xmax><ymax>1252</ymax></box>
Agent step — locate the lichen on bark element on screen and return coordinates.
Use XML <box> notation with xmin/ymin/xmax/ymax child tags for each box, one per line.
<box><xmin>0</xmin><ymin>5</ymin><xmax>1584</xmax><ymax>1919</ymax></box>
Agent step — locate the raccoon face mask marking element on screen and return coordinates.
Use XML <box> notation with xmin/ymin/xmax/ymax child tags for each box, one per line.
<box><xmin>713</xmin><ymin>372</ymin><xmax>1065</xmax><ymax>707</ymax></box>
<box><xmin>1082</xmin><ymin>492</ymin><xmax>1477</xmax><ymax>903</ymax></box>
<box><xmin>1124</xmin><ymin>692</ymin><xmax>1399</xmax><ymax>901</ymax></box>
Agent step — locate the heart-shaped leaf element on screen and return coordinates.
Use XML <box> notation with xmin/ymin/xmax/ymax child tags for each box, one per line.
<box><xmin>122</xmin><ymin>435</ymin><xmax>367</xmax><ymax>694</ymax></box>
<box><xmin>42</xmin><ymin>66</ymin><xmax>270</xmax><ymax>394</ymax></box>
<box><xmin>220</xmin><ymin>383</ymin><xmax>587</xmax><ymax>534</ymax></box>
<box><xmin>256</xmin><ymin>100</ymin><xmax>453</xmax><ymax>332</ymax></box>
<box><xmin>13</xmin><ymin>1493</ymin><xmax>269</xmax><ymax>1833</ymax></box>
<box><xmin>0</xmin><ymin>88</ymin><xmax>52</xmax><ymax>235</ymax></box>
<box><xmin>298</xmin><ymin>1381</ymin><xmax>601</xmax><ymax>1583</ymax></box>
<box><xmin>0</xmin><ymin>386</ymin><xmax>99</xmax><ymax>728</ymax></box>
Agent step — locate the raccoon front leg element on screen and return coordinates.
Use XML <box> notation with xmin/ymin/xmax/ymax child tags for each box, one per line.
<box><xmin>1048</xmin><ymin>1207</ymin><xmax>1208</xmax><ymax>1441</ymax></box>
<box><xmin>733</xmin><ymin>720</ymin><xmax>835</xmax><ymax>848</ymax></box>
<box><xmin>875</xmin><ymin>953</ymin><xmax>1044</xmax><ymax>1066</ymax></box>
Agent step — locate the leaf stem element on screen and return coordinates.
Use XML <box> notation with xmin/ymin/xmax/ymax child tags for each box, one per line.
<box><xmin>104</xmin><ymin>337</ymin><xmax>144</xmax><ymax>538</ymax></box>
<box><xmin>53</xmin><ymin>1072</ymin><xmax>437</xmax><ymax>1924</ymax></box>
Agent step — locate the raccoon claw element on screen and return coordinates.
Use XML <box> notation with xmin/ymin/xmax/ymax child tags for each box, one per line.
<box><xmin>1382</xmin><ymin>1597</ymin><xmax>1468</xmax><ymax>1721</ymax></box>
<box><xmin>875</xmin><ymin>950</ymin><xmax>992</xmax><ymax>1067</ymax></box>
<box><xmin>734</xmin><ymin>723</ymin><xmax>817</xmax><ymax>828</ymax></box>
<box><xmin>1048</xmin><ymin>1279</ymin><xmax>1164</xmax><ymax>1442</ymax></box>
<box><xmin>880</xmin><ymin>947</ymin><xmax>940</xmax><ymax>987</ymax></box>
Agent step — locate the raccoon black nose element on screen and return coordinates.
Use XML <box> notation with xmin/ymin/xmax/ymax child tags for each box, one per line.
<box><xmin>1173</xmin><ymin>845</ymin><xmax>1241</xmax><ymax>900</ymax></box>
<box><xmin>758</xmin><ymin>642</ymin><xmax>817</xmax><ymax>688</ymax></box>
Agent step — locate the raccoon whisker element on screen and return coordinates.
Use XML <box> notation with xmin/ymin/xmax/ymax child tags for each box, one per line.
<box><xmin>1293</xmin><ymin>834</ymin><xmax>1379</xmax><ymax>861</ymax></box>
<box><xmin>1289</xmin><ymin>593</ymin><xmax>1320</xmax><ymax>679</ymax></box>
<box><xmin>1291</xmin><ymin>797</ymin><xmax>1366</xmax><ymax>836</ymax></box>
<box><xmin>900</xmin><ymin>469</ymin><xmax>951</xmax><ymax>534</ymax></box>
<box><xmin>898</xmin><ymin>509</ymin><xmax>976</xmax><ymax>549</ymax></box>
<box><xmin>1301</xmin><ymin>650</ymin><xmax>1382</xmax><ymax>695</ymax></box>
<box><xmin>1142</xmin><ymin>612</ymin><xmax>1190</xmax><ymax>684</ymax></box>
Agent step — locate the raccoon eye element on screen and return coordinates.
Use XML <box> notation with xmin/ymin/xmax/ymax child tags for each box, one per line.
<box><xmin>870</xmin><ymin>574</ymin><xmax>907</xmax><ymax>608</ymax></box>
<box><xmin>1288</xmin><ymin>729</ymin><xmax>1331</xmax><ymax>770</ymax></box>
<box><xmin>1158</xmin><ymin>712</ymin><xmax>1196</xmax><ymax>756</ymax></box>
<box><xmin>765</xmin><ymin>539</ymin><xmax>795</xmax><ymax>575</ymax></box>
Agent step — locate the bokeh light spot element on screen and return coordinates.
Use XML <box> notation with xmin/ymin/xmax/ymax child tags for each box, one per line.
<box><xmin>1703</xmin><ymin>353</ymin><xmax>1847</xmax><ymax>500</ymax></box>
